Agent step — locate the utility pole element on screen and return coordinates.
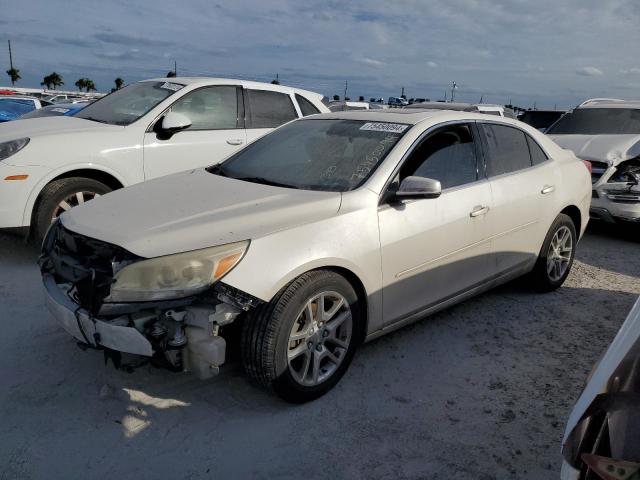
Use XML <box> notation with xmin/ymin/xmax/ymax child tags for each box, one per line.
<box><xmin>343</xmin><ymin>79</ymin><xmax>348</xmax><ymax>101</ymax></box>
<box><xmin>450</xmin><ymin>81</ymin><xmax>457</xmax><ymax>102</ymax></box>
<box><xmin>8</xmin><ymin>40</ymin><xmax>14</xmax><ymax>86</ymax></box>
<box><xmin>174</xmin><ymin>60</ymin><xmax>177</xmax><ymax>76</ymax></box>
<box><xmin>401</xmin><ymin>86</ymin><xmax>405</xmax><ymax>98</ymax></box>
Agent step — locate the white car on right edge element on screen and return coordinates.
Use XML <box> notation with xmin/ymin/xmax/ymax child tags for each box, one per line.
<box><xmin>547</xmin><ymin>99</ymin><xmax>640</xmax><ymax>225</ymax></box>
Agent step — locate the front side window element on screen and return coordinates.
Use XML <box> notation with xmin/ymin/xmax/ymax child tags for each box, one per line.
<box><xmin>400</xmin><ymin>124</ymin><xmax>478</xmax><ymax>189</ymax></box>
<box><xmin>295</xmin><ymin>94</ymin><xmax>321</xmax><ymax>116</ymax></box>
<box><xmin>211</xmin><ymin>119</ymin><xmax>408</xmax><ymax>191</ymax></box>
<box><xmin>76</xmin><ymin>81</ymin><xmax>183</xmax><ymax>126</ymax></box>
<box><xmin>547</xmin><ymin>108</ymin><xmax>640</xmax><ymax>135</ymax></box>
<box><xmin>169</xmin><ymin>86</ymin><xmax>239</xmax><ymax>130</ymax></box>
<box><xmin>481</xmin><ymin>124</ymin><xmax>532</xmax><ymax>177</ymax></box>
<box><xmin>246</xmin><ymin>89</ymin><xmax>298</xmax><ymax>128</ymax></box>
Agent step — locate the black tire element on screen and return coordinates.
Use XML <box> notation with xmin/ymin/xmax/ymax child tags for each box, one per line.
<box><xmin>241</xmin><ymin>270</ymin><xmax>362</xmax><ymax>403</ymax></box>
<box><xmin>530</xmin><ymin>213</ymin><xmax>577</xmax><ymax>292</ymax></box>
<box><xmin>32</xmin><ymin>177</ymin><xmax>111</xmax><ymax>242</ymax></box>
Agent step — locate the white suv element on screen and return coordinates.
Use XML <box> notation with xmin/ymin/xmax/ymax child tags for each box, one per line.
<box><xmin>547</xmin><ymin>98</ymin><xmax>640</xmax><ymax>224</ymax></box>
<box><xmin>0</xmin><ymin>77</ymin><xmax>328</xmax><ymax>238</ymax></box>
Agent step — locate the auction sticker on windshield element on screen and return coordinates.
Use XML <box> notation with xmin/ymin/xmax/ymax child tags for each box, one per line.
<box><xmin>360</xmin><ymin>122</ymin><xmax>409</xmax><ymax>133</ymax></box>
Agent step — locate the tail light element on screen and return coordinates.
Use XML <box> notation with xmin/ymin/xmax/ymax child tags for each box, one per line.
<box><xmin>582</xmin><ymin>159</ymin><xmax>593</xmax><ymax>174</ymax></box>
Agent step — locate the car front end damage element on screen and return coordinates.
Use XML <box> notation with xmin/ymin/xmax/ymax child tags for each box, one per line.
<box><xmin>39</xmin><ymin>221</ymin><xmax>261</xmax><ymax>378</ymax></box>
<box><xmin>589</xmin><ymin>157</ymin><xmax>640</xmax><ymax>223</ymax></box>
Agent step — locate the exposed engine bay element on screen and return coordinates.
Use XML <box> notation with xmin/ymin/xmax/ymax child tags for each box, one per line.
<box><xmin>39</xmin><ymin>221</ymin><xmax>262</xmax><ymax>378</ymax></box>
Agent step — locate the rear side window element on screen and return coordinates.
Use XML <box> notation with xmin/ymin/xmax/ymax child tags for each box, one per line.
<box><xmin>481</xmin><ymin>124</ymin><xmax>532</xmax><ymax>177</ymax></box>
<box><xmin>246</xmin><ymin>89</ymin><xmax>297</xmax><ymax>128</ymax></box>
<box><xmin>526</xmin><ymin>135</ymin><xmax>548</xmax><ymax>165</ymax></box>
<box><xmin>295</xmin><ymin>94</ymin><xmax>320</xmax><ymax>116</ymax></box>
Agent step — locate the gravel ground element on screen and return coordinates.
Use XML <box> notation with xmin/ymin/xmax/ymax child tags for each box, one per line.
<box><xmin>1</xmin><ymin>223</ymin><xmax>639</xmax><ymax>480</ymax></box>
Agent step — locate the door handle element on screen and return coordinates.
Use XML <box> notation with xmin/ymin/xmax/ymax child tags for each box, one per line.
<box><xmin>470</xmin><ymin>205</ymin><xmax>490</xmax><ymax>217</ymax></box>
<box><xmin>541</xmin><ymin>185</ymin><xmax>555</xmax><ymax>194</ymax></box>
<box><xmin>226</xmin><ymin>139</ymin><xmax>244</xmax><ymax>145</ymax></box>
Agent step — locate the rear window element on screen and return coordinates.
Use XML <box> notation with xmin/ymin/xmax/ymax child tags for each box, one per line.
<box><xmin>519</xmin><ymin>111</ymin><xmax>564</xmax><ymax>130</ymax></box>
<box><xmin>547</xmin><ymin>108</ymin><xmax>640</xmax><ymax>135</ymax></box>
<box><xmin>246</xmin><ymin>89</ymin><xmax>298</xmax><ymax>128</ymax></box>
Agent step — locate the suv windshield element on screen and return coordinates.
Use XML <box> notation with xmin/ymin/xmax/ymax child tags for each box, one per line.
<box><xmin>547</xmin><ymin>108</ymin><xmax>640</xmax><ymax>135</ymax></box>
<box><xmin>75</xmin><ymin>81</ymin><xmax>184</xmax><ymax>126</ymax></box>
<box><xmin>210</xmin><ymin>119</ymin><xmax>408</xmax><ymax>192</ymax></box>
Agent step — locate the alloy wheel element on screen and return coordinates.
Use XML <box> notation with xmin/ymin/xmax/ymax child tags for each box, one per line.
<box><xmin>287</xmin><ymin>291</ymin><xmax>352</xmax><ymax>387</ymax></box>
<box><xmin>546</xmin><ymin>225</ymin><xmax>573</xmax><ymax>282</ymax></box>
<box><xmin>51</xmin><ymin>191</ymin><xmax>101</xmax><ymax>222</ymax></box>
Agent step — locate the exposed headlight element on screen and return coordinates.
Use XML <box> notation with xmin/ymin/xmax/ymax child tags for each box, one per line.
<box><xmin>105</xmin><ymin>241</ymin><xmax>249</xmax><ymax>302</ymax></box>
<box><xmin>0</xmin><ymin>138</ymin><xmax>30</xmax><ymax>162</ymax></box>
<box><xmin>608</xmin><ymin>159</ymin><xmax>640</xmax><ymax>184</ymax></box>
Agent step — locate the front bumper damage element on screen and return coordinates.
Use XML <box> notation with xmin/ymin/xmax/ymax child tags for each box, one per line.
<box><xmin>40</xmin><ymin>222</ymin><xmax>262</xmax><ymax>378</ymax></box>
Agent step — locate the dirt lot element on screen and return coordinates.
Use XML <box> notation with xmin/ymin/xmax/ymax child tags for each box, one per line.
<box><xmin>1</xmin><ymin>223</ymin><xmax>639</xmax><ymax>480</ymax></box>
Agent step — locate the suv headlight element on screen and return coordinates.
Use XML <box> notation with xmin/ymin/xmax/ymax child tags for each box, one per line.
<box><xmin>609</xmin><ymin>159</ymin><xmax>640</xmax><ymax>184</ymax></box>
<box><xmin>105</xmin><ymin>241</ymin><xmax>249</xmax><ymax>302</ymax></box>
<box><xmin>0</xmin><ymin>138</ymin><xmax>30</xmax><ymax>162</ymax></box>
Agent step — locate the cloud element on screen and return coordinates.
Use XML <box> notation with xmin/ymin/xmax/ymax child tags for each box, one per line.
<box><xmin>576</xmin><ymin>66</ymin><xmax>604</xmax><ymax>77</ymax></box>
<box><xmin>427</xmin><ymin>61</ymin><xmax>438</xmax><ymax>68</ymax></box>
<box><xmin>359</xmin><ymin>57</ymin><xmax>384</xmax><ymax>66</ymax></box>
<box><xmin>620</xmin><ymin>67</ymin><xmax>640</xmax><ymax>75</ymax></box>
<box><xmin>93</xmin><ymin>32</ymin><xmax>171</xmax><ymax>47</ymax></box>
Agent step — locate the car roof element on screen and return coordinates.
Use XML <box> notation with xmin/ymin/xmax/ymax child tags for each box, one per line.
<box><xmin>0</xmin><ymin>96</ymin><xmax>38</xmax><ymax>101</ymax></box>
<box><xmin>303</xmin><ymin>109</ymin><xmax>520</xmax><ymax>125</ymax></box>
<box><xmin>579</xmin><ymin>100</ymin><xmax>640</xmax><ymax>109</ymax></box>
<box><xmin>142</xmin><ymin>76</ymin><xmax>324</xmax><ymax>100</ymax></box>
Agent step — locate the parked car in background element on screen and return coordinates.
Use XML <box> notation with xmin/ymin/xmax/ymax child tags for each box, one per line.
<box><xmin>547</xmin><ymin>99</ymin><xmax>640</xmax><ymax>224</ymax></box>
<box><xmin>518</xmin><ymin>110</ymin><xmax>565</xmax><ymax>132</ymax></box>
<box><xmin>40</xmin><ymin>109</ymin><xmax>590</xmax><ymax>402</ymax></box>
<box><xmin>561</xmin><ymin>297</ymin><xmax>640</xmax><ymax>480</ymax></box>
<box><xmin>388</xmin><ymin>96</ymin><xmax>409</xmax><ymax>107</ymax></box>
<box><xmin>18</xmin><ymin>101</ymin><xmax>89</xmax><ymax>119</ymax></box>
<box><xmin>327</xmin><ymin>101</ymin><xmax>385</xmax><ymax>111</ymax></box>
<box><xmin>0</xmin><ymin>96</ymin><xmax>51</xmax><ymax>122</ymax></box>
<box><xmin>404</xmin><ymin>101</ymin><xmax>509</xmax><ymax>117</ymax></box>
<box><xmin>0</xmin><ymin>77</ymin><xmax>328</xmax><ymax>239</ymax></box>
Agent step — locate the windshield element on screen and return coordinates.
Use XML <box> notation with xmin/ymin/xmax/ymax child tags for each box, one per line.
<box><xmin>547</xmin><ymin>108</ymin><xmax>640</xmax><ymax>135</ymax></box>
<box><xmin>0</xmin><ymin>98</ymin><xmax>36</xmax><ymax>121</ymax></box>
<box><xmin>210</xmin><ymin>119</ymin><xmax>408</xmax><ymax>192</ymax></box>
<box><xmin>75</xmin><ymin>81</ymin><xmax>184</xmax><ymax>126</ymax></box>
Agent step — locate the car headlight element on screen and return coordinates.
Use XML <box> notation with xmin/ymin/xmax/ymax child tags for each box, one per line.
<box><xmin>0</xmin><ymin>138</ymin><xmax>30</xmax><ymax>162</ymax></box>
<box><xmin>105</xmin><ymin>240</ymin><xmax>249</xmax><ymax>302</ymax></box>
<box><xmin>608</xmin><ymin>159</ymin><xmax>640</xmax><ymax>184</ymax></box>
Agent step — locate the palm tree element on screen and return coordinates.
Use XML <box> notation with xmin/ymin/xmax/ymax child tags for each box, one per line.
<box><xmin>84</xmin><ymin>79</ymin><xmax>96</xmax><ymax>92</ymax></box>
<box><xmin>41</xmin><ymin>72</ymin><xmax>64</xmax><ymax>90</ymax></box>
<box><xmin>114</xmin><ymin>77</ymin><xmax>124</xmax><ymax>90</ymax></box>
<box><xmin>6</xmin><ymin>67</ymin><xmax>20</xmax><ymax>86</ymax></box>
<box><xmin>75</xmin><ymin>78</ymin><xmax>87</xmax><ymax>91</ymax></box>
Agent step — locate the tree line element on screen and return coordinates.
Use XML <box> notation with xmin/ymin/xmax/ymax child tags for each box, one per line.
<box><xmin>4</xmin><ymin>68</ymin><xmax>124</xmax><ymax>93</ymax></box>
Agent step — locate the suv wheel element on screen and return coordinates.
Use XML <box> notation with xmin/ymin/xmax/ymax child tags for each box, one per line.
<box><xmin>241</xmin><ymin>270</ymin><xmax>362</xmax><ymax>403</ymax></box>
<box><xmin>33</xmin><ymin>177</ymin><xmax>111</xmax><ymax>242</ymax></box>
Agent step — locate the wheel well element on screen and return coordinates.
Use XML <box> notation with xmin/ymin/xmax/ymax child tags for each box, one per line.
<box><xmin>323</xmin><ymin>266</ymin><xmax>369</xmax><ymax>342</ymax></box>
<box><xmin>561</xmin><ymin>205</ymin><xmax>582</xmax><ymax>235</ymax></box>
<box><xmin>30</xmin><ymin>169</ymin><xmax>125</xmax><ymax>229</ymax></box>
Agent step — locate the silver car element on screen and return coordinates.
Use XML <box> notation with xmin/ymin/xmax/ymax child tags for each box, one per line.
<box><xmin>40</xmin><ymin>110</ymin><xmax>591</xmax><ymax>402</ymax></box>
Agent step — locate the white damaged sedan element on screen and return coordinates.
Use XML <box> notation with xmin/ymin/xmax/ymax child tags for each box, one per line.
<box><xmin>40</xmin><ymin>110</ymin><xmax>591</xmax><ymax>402</ymax></box>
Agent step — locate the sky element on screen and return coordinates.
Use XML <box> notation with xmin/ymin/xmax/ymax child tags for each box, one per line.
<box><xmin>1</xmin><ymin>0</ymin><xmax>640</xmax><ymax>109</ymax></box>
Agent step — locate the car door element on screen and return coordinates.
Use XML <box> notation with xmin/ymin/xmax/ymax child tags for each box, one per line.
<box><xmin>478</xmin><ymin>122</ymin><xmax>560</xmax><ymax>274</ymax></box>
<box><xmin>143</xmin><ymin>85</ymin><xmax>246</xmax><ymax>180</ymax></box>
<box><xmin>378</xmin><ymin>122</ymin><xmax>494</xmax><ymax>325</ymax></box>
<box><xmin>244</xmin><ymin>88</ymin><xmax>300</xmax><ymax>144</ymax></box>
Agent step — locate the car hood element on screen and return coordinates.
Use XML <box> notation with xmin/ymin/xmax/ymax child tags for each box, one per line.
<box><xmin>548</xmin><ymin>134</ymin><xmax>640</xmax><ymax>166</ymax></box>
<box><xmin>0</xmin><ymin>116</ymin><xmax>119</xmax><ymax>141</ymax></box>
<box><xmin>61</xmin><ymin>169</ymin><xmax>342</xmax><ymax>258</ymax></box>
<box><xmin>563</xmin><ymin>296</ymin><xmax>640</xmax><ymax>444</ymax></box>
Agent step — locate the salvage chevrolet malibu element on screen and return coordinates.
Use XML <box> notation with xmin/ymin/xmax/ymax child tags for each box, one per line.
<box><xmin>40</xmin><ymin>110</ymin><xmax>591</xmax><ymax>402</ymax></box>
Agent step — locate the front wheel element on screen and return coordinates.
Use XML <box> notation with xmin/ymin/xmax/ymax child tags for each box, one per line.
<box><xmin>530</xmin><ymin>213</ymin><xmax>577</xmax><ymax>292</ymax></box>
<box><xmin>241</xmin><ymin>270</ymin><xmax>362</xmax><ymax>403</ymax></box>
<box><xmin>32</xmin><ymin>177</ymin><xmax>111</xmax><ymax>242</ymax></box>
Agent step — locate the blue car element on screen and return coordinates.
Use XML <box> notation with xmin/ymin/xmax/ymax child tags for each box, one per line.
<box><xmin>0</xmin><ymin>96</ymin><xmax>49</xmax><ymax>122</ymax></box>
<box><xmin>18</xmin><ymin>102</ymin><xmax>89</xmax><ymax>119</ymax></box>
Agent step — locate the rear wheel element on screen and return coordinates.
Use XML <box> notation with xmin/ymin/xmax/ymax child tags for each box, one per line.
<box><xmin>530</xmin><ymin>213</ymin><xmax>577</xmax><ymax>292</ymax></box>
<box><xmin>33</xmin><ymin>177</ymin><xmax>111</xmax><ymax>242</ymax></box>
<box><xmin>241</xmin><ymin>270</ymin><xmax>362</xmax><ymax>403</ymax></box>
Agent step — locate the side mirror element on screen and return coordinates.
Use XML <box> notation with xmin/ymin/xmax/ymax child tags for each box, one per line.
<box><xmin>160</xmin><ymin>112</ymin><xmax>192</xmax><ymax>133</ymax></box>
<box><xmin>396</xmin><ymin>176</ymin><xmax>442</xmax><ymax>199</ymax></box>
